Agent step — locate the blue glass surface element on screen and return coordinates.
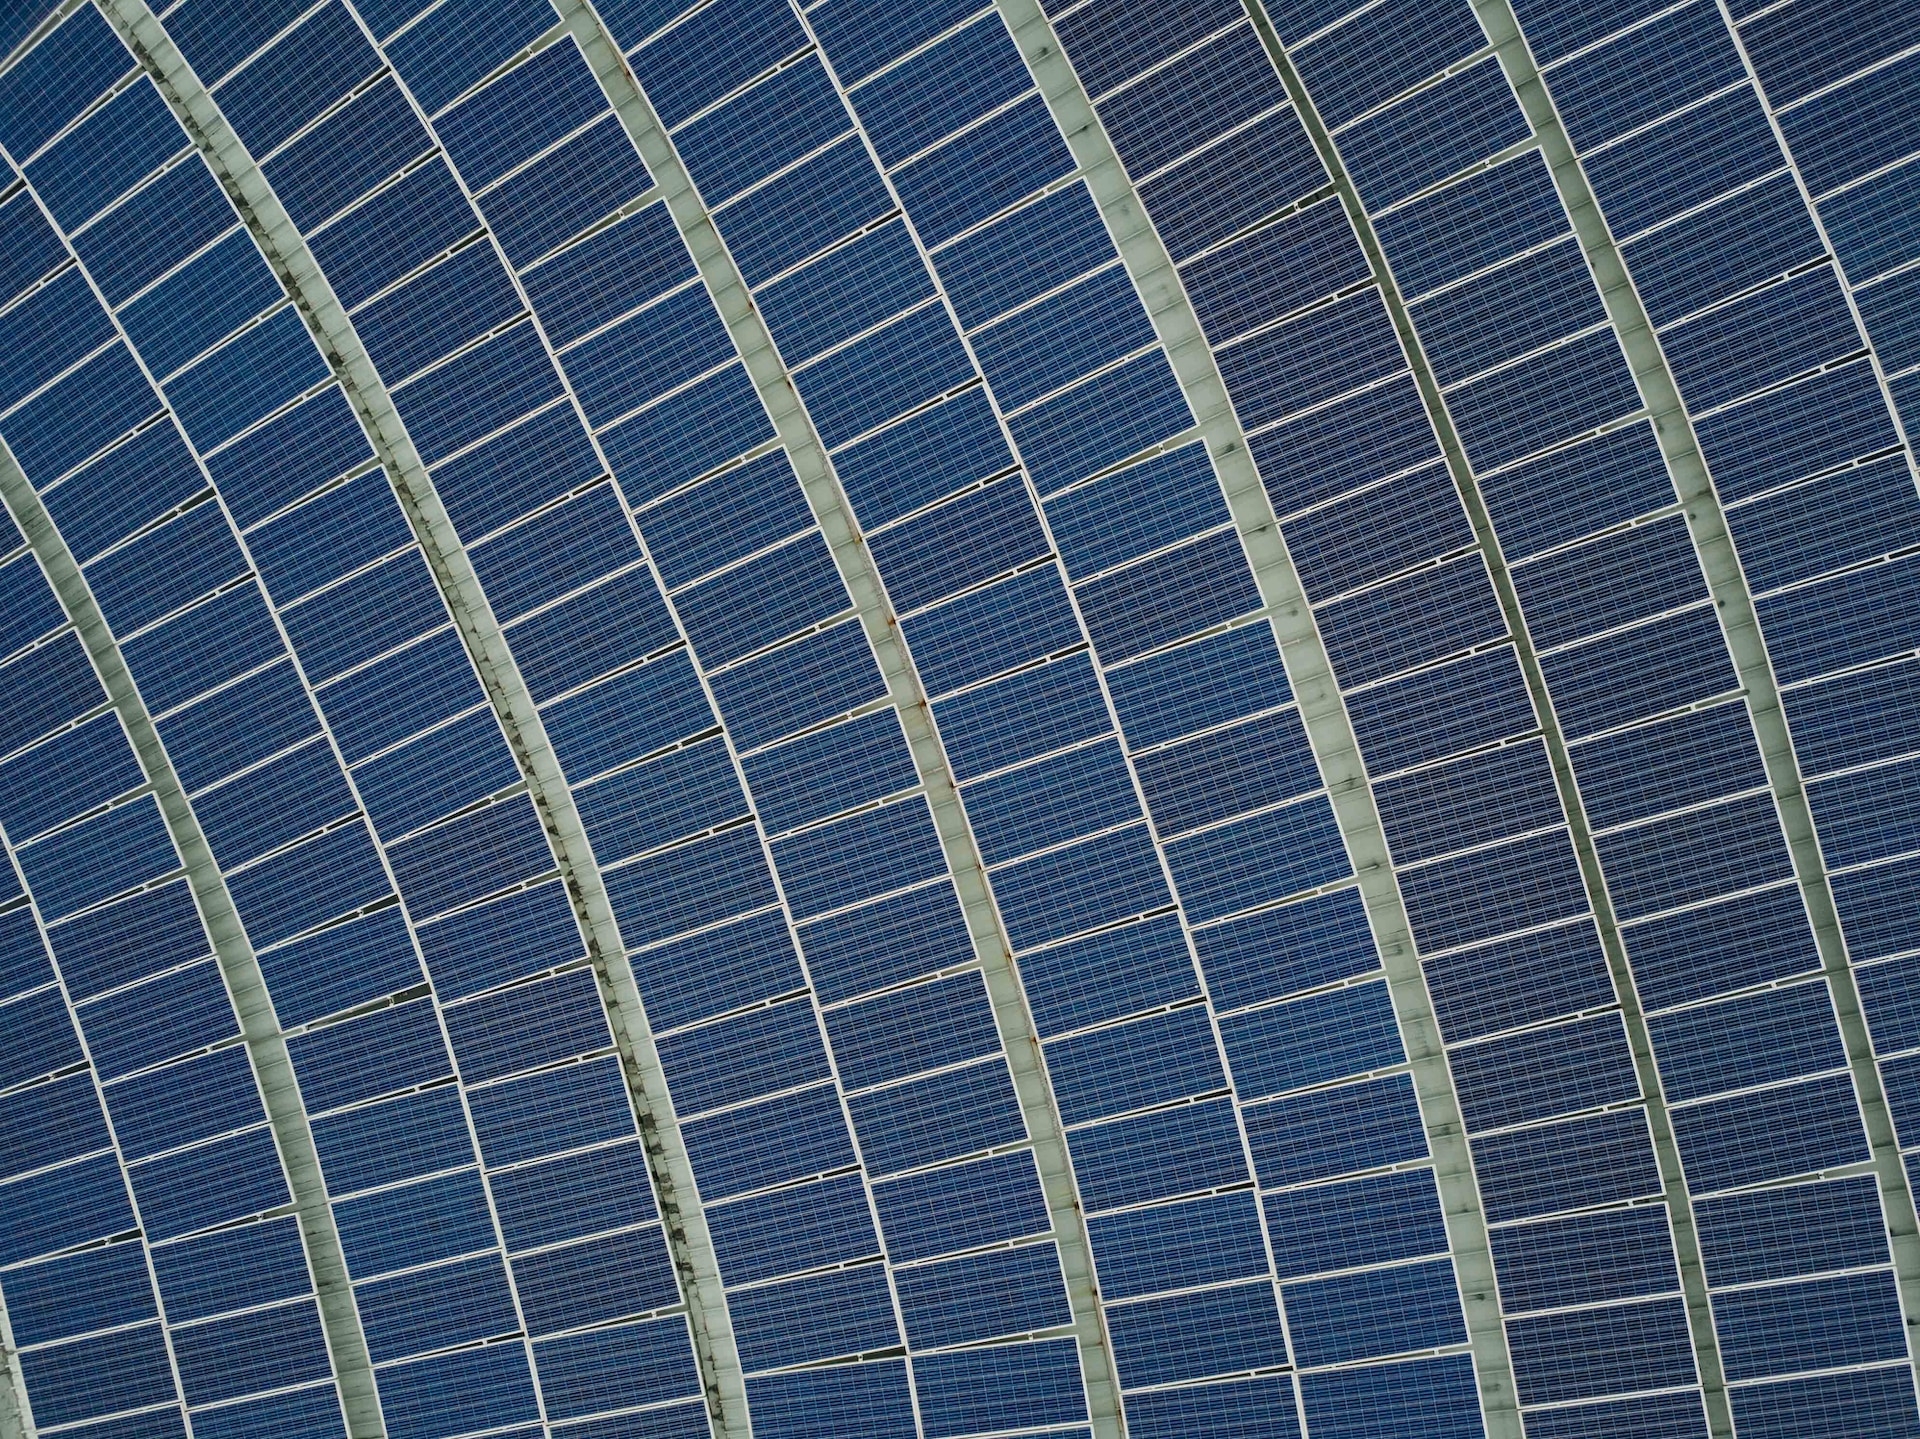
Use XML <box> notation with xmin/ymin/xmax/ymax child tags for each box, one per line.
<box><xmin>6</xmin><ymin>2</ymin><xmax>1920</xmax><ymax>1432</ymax></box>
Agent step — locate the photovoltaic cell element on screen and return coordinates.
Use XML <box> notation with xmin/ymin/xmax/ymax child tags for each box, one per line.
<box><xmin>5</xmin><ymin>0</ymin><xmax>1919</xmax><ymax>1428</ymax></box>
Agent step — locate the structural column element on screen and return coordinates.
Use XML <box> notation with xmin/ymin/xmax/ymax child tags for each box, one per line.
<box><xmin>92</xmin><ymin>2</ymin><xmax>755</xmax><ymax>1432</ymax></box>
<box><xmin>557</xmin><ymin>1</ymin><xmax>1130</xmax><ymax>1432</ymax></box>
<box><xmin>0</xmin><ymin>444</ymin><xmax>383</xmax><ymax>1439</ymax></box>
<box><xmin>1472</xmin><ymin>0</ymin><xmax>1920</xmax><ymax>1377</ymax></box>
<box><xmin>1004</xmin><ymin>0</ymin><xmax>1524</xmax><ymax>1431</ymax></box>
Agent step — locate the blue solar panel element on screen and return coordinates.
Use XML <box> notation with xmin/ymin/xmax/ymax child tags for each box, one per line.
<box><xmin>18</xmin><ymin>791</ymin><xmax>176</xmax><ymax>920</ymax></box>
<box><xmin>308</xmin><ymin>159</ymin><xmax>481</xmax><ymax>310</ymax></box>
<box><xmin>193</xmin><ymin>1385</ymin><xmax>345</xmax><ymax>1439</ymax></box>
<box><xmin>1099</xmin><ymin>24</ymin><xmax>1287</xmax><ymax>182</ymax></box>
<box><xmin>174</xmin><ymin>1298</ymin><xmax>333</xmax><ymax>1405</ymax></box>
<box><xmin>854</xmin><ymin>1052</ymin><xmax>1028</xmax><ymax>1174</ymax></box>
<box><xmin>132</xmin><ymin>1124</ymin><xmax>291</xmax><ymax>1240</ymax></box>
<box><xmin>1672</xmin><ymin>1072</ymin><xmax>1868</xmax><ymax>1193</ymax></box>
<box><xmin>894</xmin><ymin>95</ymin><xmax>1073</xmax><ymax>246</ymax></box>
<box><xmin>1225</xmin><ymin>288</ymin><xmax>1406</xmax><ymax>433</ymax></box>
<box><xmin>0</xmin><ymin>1150</ymin><xmax>135</xmax><ymax>1267</ymax></box>
<box><xmin>0</xmin><ymin>192</ymin><xmax>70</xmax><ymax>314</ymax></box>
<box><xmin>938</xmin><ymin>182</ymin><xmax>1114</xmax><ymax>330</ymax></box>
<box><xmin>917</xmin><ymin>1340</ymin><xmax>1087</xmax><ymax>1437</ymax></box>
<box><xmin>1730</xmin><ymin>1366</ymin><xmax>1920</xmax><ymax>1439</ymax></box>
<box><xmin>263</xmin><ymin>76</ymin><xmax>431</xmax><ymax>232</ymax></box>
<box><xmin>1517</xmin><ymin>514</ymin><xmax>1705</xmax><ymax>649</ymax></box>
<box><xmin>965</xmin><ymin>737</ymin><xmax>1139</xmax><ymax>864</ymax></box>
<box><xmin>195</xmin><ymin>739</ymin><xmax>357</xmax><ymax>869</ymax></box>
<box><xmin>0</xmin><ymin>709</ymin><xmax>141</xmax><ymax>841</ymax></box>
<box><xmin>7</xmin><ymin>2</ymin><xmax>1917</xmax><ymax>1429</ymax></box>
<box><xmin>1224</xmin><ymin>978</ymin><xmax>1401</xmax><ymax>1099</ymax></box>
<box><xmin>5</xmin><ymin>341</ymin><xmax>162</xmax><ymax>487</ymax></box>
<box><xmin>168</xmin><ymin>312</ymin><xmax>331</xmax><ymax>454</ymax></box>
<box><xmin>601</xmin><ymin>362</ymin><xmax>776</xmax><ymax>505</ymax></box>
<box><xmin>1048</xmin><ymin>1003</ymin><xmax>1226</xmax><ymax>1123</ymax></box>
<box><xmin>572</xmin><ymin>282</ymin><xmax>730</xmax><ymax>429</ymax></box>
<box><xmin>1142</xmin><ymin>104</ymin><xmax>1330</xmax><ymax>262</ymax></box>
<box><xmin>376</xmin><ymin>1342</ymin><xmax>539</xmax><ymax>1439</ymax></box>
<box><xmin>1287</xmin><ymin>1256</ymin><xmax>1466</xmax><ymax>1366</ymax></box>
<box><xmin>6</xmin><ymin>1238</ymin><xmax>156</xmax><ymax>1347</ymax></box>
<box><xmin>1343</xmin><ymin>57</ymin><xmax>1530</xmax><ymax>211</ymax></box>
<box><xmin>216</xmin><ymin>2</ymin><xmax>381</xmax><ymax>156</ymax></box>
<box><xmin>746</xmin><ymin>1360</ymin><xmax>915</xmax><ymax>1439</ymax></box>
<box><xmin>1295</xmin><ymin>0</ymin><xmax>1487</xmax><ymax>129</ymax></box>
<box><xmin>1111</xmin><ymin>1278</ymin><xmax>1292</xmax><ymax>1389</ymax></box>
<box><xmin>799</xmin><ymin>879</ymin><xmax>973</xmax><ymax>1003</ymax></box>
<box><xmin>355</xmin><ymin>240</ymin><xmax>526</xmax><ymax>385</ymax></box>
<box><xmin>773</xmin><ymin>792</ymin><xmax>947</xmax><ymax>919</ymax></box>
<box><xmin>1267</xmin><ymin>1166</ymin><xmax>1448</xmax><ymax>1280</ymax></box>
<box><xmin>536</xmin><ymin>1315</ymin><xmax>702</xmax><ymax>1421</ymax></box>
<box><xmin>1628</xmin><ymin>175</ymin><xmax>1823</xmax><ymax>330</ymax></box>
<box><xmin>1507</xmin><ymin>1295</ymin><xmax>1696</xmax><ymax>1406</ymax></box>
<box><xmin>714</xmin><ymin>134</ymin><xmax>897</xmax><ymax>289</ymax></box>
<box><xmin>708</xmin><ymin>616</ymin><xmax>886</xmax><ymax>750</ymax></box>
<box><xmin>659</xmin><ymin>996</ymin><xmax>830</xmax><ymax>1115</ymax></box>
<box><xmin>387</xmin><ymin>0</ymin><xmax>555</xmax><ymax>115</ymax></box>
<box><xmin>225</xmin><ymin>817</ymin><xmax>395</xmax><ymax>954</ymax></box>
<box><xmin>1757</xmin><ymin>549</ymin><xmax>1920</xmax><ymax>686</ymax></box>
<box><xmin>0</xmin><ymin>270</ymin><xmax>117</xmax><ymax>411</ymax></box>
<box><xmin>1417</xmin><ymin>238</ymin><xmax>1606</xmax><ymax>385</ymax></box>
<box><xmin>708</xmin><ymin>1171</ymin><xmax>876</xmax><ymax>1284</ymax></box>
<box><xmin>482</xmin><ymin>112</ymin><xmax>654</xmax><ymax>268</ymax></box>
<box><xmin>680</xmin><ymin>1080</ymin><xmax>853</xmax><ymax>1199</ymax></box>
<box><xmin>1779</xmin><ymin>50</ymin><xmax>1920</xmax><ymax>198</ymax></box>
<box><xmin>1664</xmin><ymin>265</ymin><xmax>1862</xmax><ymax>415</ymax></box>
<box><xmin>687</xmin><ymin>62</ymin><xmax>852</xmax><ymax>210</ymax></box>
<box><xmin>632</xmin><ymin>0</ymin><xmax>807</xmax><ymax>129</ymax></box>
<box><xmin>799</xmin><ymin>301</ymin><xmax>973</xmax><ymax>448</ymax></box>
<box><xmin>1452</xmin><ymin>328</ymin><xmax>1642</xmax><ymax>473</ymax></box>
<box><xmin>1582</xmin><ymin>86</ymin><xmax>1781</xmax><ymax>240</ymax></box>
<box><xmin>872</xmin><ymin>1148</ymin><xmax>1049</xmax><ymax>1262</ymax></box>
<box><xmin>733</xmin><ymin>1261</ymin><xmax>899</xmax><ymax>1369</ymax></box>
<box><xmin>856</xmin><ymin>13</ymin><xmax>1029</xmax><ymax>169</ymax></box>
<box><xmin>0</xmin><ymin>6</ymin><xmax>130</xmax><ymax>161</ymax></box>
<box><xmin>1822</xmin><ymin>153</ymin><xmax>1920</xmax><ymax>285</ymax></box>
<box><xmin>759</xmin><ymin>219</ymin><xmax>932</xmax><ymax>366</ymax></box>
<box><xmin>491</xmin><ymin>1138</ymin><xmax>658</xmax><ymax>1252</ymax></box>
<box><xmin>438</xmin><ymin>37</ymin><xmax>608</xmax><ymax>190</ymax></box>
<box><xmin>16</xmin><ymin>1323</ymin><xmax>178</xmax><ymax>1430</ymax></box>
<box><xmin>127</xmin><ymin>238</ymin><xmax>283</xmax><ymax>390</ymax></box>
<box><xmin>1189</xmin><ymin>197</ymin><xmax>1369</xmax><ymax>346</ymax></box>
<box><xmin>1549</xmin><ymin>2</ymin><xmax>1741</xmax><ymax>154</ymax></box>
<box><xmin>1454</xmin><ymin>1012</ymin><xmax>1639</xmax><ymax>1130</ymax></box>
<box><xmin>28</xmin><ymin>77</ymin><xmax>183</xmax><ymax>230</ymax></box>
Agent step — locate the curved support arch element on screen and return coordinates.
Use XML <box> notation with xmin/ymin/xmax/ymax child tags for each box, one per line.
<box><xmin>556</xmin><ymin>3</ymin><xmax>1129</xmax><ymax>1433</ymax></box>
<box><xmin>93</xmin><ymin>2</ymin><xmax>754</xmax><ymax>1432</ymax></box>
<box><xmin>0</xmin><ymin>1289</ymin><xmax>28</xmax><ymax>1439</ymax></box>
<box><xmin>0</xmin><ymin>1302</ymin><xmax>27</xmax><ymax>1439</ymax></box>
<box><xmin>1471</xmin><ymin>0</ymin><xmax>1920</xmax><ymax>1379</ymax></box>
<box><xmin>0</xmin><ymin>444</ymin><xmax>383</xmax><ymax>1439</ymax></box>
<box><xmin>1000</xmin><ymin>1</ymin><xmax>1524</xmax><ymax>1432</ymax></box>
<box><xmin>1229</xmin><ymin>1</ymin><xmax>1842</xmax><ymax>1429</ymax></box>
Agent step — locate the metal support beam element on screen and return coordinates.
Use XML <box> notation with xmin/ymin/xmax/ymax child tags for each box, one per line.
<box><xmin>1236</xmin><ymin>3</ymin><xmax>1772</xmax><ymax>1429</ymax></box>
<box><xmin>556</xmin><ymin>3</ymin><xmax>1128</xmax><ymax>1432</ymax></box>
<box><xmin>1473</xmin><ymin>0</ymin><xmax>1920</xmax><ymax>1379</ymax></box>
<box><xmin>0</xmin><ymin>441</ymin><xmax>384</xmax><ymax>1439</ymax></box>
<box><xmin>1003</xmin><ymin>1</ymin><xmax>1522</xmax><ymax>1430</ymax></box>
<box><xmin>0</xmin><ymin>1279</ymin><xmax>34</xmax><ymax>1439</ymax></box>
<box><xmin>94</xmin><ymin>3</ymin><xmax>755</xmax><ymax>1432</ymax></box>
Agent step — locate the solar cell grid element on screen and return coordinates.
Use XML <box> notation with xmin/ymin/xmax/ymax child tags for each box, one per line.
<box><xmin>4</xmin><ymin>0</ymin><xmax>1920</xmax><ymax>1433</ymax></box>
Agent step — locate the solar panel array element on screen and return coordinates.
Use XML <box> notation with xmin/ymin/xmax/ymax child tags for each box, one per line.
<box><xmin>0</xmin><ymin>0</ymin><xmax>1915</xmax><ymax>1435</ymax></box>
